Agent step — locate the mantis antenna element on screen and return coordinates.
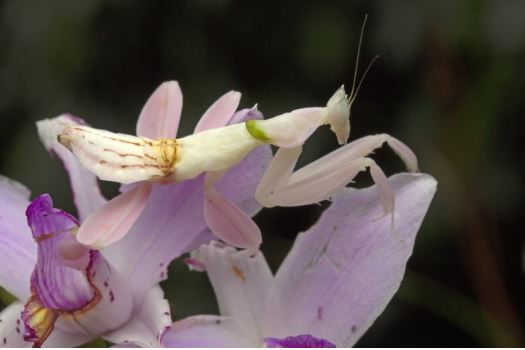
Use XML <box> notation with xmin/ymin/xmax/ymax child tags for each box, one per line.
<box><xmin>349</xmin><ymin>14</ymin><xmax>380</xmax><ymax>105</ymax></box>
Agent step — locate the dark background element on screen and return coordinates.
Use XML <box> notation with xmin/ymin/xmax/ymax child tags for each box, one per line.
<box><xmin>1</xmin><ymin>0</ymin><xmax>524</xmax><ymax>347</ymax></box>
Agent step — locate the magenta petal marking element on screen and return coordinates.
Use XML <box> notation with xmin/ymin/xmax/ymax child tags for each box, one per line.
<box><xmin>184</xmin><ymin>257</ymin><xmax>206</xmax><ymax>272</ymax></box>
<box><xmin>23</xmin><ymin>195</ymin><xmax>99</xmax><ymax>346</ymax></box>
<box><xmin>265</xmin><ymin>334</ymin><xmax>336</xmax><ymax>348</ymax></box>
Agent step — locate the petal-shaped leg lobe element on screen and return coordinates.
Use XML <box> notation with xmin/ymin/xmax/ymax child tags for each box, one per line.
<box><xmin>77</xmin><ymin>183</ymin><xmax>152</xmax><ymax>248</ymax></box>
<box><xmin>136</xmin><ymin>81</ymin><xmax>183</xmax><ymax>139</ymax></box>
<box><xmin>194</xmin><ymin>91</ymin><xmax>241</xmax><ymax>133</ymax></box>
<box><xmin>204</xmin><ymin>173</ymin><xmax>262</xmax><ymax>250</ymax></box>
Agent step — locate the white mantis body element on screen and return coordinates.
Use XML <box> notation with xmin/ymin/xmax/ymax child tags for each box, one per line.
<box><xmin>58</xmin><ymin>86</ymin><xmax>417</xmax><ymax>215</ymax></box>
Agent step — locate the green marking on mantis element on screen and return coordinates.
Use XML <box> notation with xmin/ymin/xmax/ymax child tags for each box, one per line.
<box><xmin>245</xmin><ymin>120</ymin><xmax>271</xmax><ymax>143</ymax></box>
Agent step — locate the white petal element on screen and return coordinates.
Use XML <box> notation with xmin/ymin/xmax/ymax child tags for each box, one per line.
<box><xmin>104</xmin><ymin>285</ymin><xmax>172</xmax><ymax>347</ymax></box>
<box><xmin>196</xmin><ymin>242</ymin><xmax>273</xmax><ymax>337</ymax></box>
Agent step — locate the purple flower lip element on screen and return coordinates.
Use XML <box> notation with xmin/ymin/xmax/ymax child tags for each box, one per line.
<box><xmin>264</xmin><ymin>334</ymin><xmax>336</xmax><ymax>348</ymax></box>
<box><xmin>22</xmin><ymin>195</ymin><xmax>103</xmax><ymax>347</ymax></box>
<box><xmin>22</xmin><ymin>250</ymin><xmax>103</xmax><ymax>347</ymax></box>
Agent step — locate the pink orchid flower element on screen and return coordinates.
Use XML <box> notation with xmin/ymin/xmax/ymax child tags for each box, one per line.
<box><xmin>163</xmin><ymin>173</ymin><xmax>437</xmax><ymax>347</ymax></box>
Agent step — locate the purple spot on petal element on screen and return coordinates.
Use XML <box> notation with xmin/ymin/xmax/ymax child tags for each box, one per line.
<box><xmin>104</xmin><ymin>281</ymin><xmax>109</xmax><ymax>288</ymax></box>
<box><xmin>16</xmin><ymin>319</ymin><xmax>20</xmax><ymax>325</ymax></box>
<box><xmin>265</xmin><ymin>334</ymin><xmax>336</xmax><ymax>348</ymax></box>
<box><xmin>163</xmin><ymin>312</ymin><xmax>170</xmax><ymax>316</ymax></box>
<box><xmin>351</xmin><ymin>325</ymin><xmax>356</xmax><ymax>333</ymax></box>
<box><xmin>109</xmin><ymin>290</ymin><xmax>115</xmax><ymax>302</ymax></box>
<box><xmin>317</xmin><ymin>307</ymin><xmax>323</xmax><ymax>320</ymax></box>
<box><xmin>3</xmin><ymin>337</ymin><xmax>6</xmax><ymax>344</ymax></box>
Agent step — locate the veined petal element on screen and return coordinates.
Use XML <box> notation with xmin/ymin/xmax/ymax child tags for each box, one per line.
<box><xmin>37</xmin><ymin>114</ymin><xmax>107</xmax><ymax>221</ymax></box>
<box><xmin>102</xmin><ymin>108</ymin><xmax>272</xmax><ymax>301</ymax></box>
<box><xmin>0</xmin><ymin>176</ymin><xmax>35</xmax><ymax>301</ymax></box>
<box><xmin>22</xmin><ymin>195</ymin><xmax>133</xmax><ymax>347</ymax></box>
<box><xmin>194</xmin><ymin>242</ymin><xmax>273</xmax><ymax>338</ymax></box>
<box><xmin>194</xmin><ymin>91</ymin><xmax>241</xmax><ymax>133</ymax></box>
<box><xmin>77</xmin><ymin>183</ymin><xmax>152</xmax><ymax>248</ymax></box>
<box><xmin>103</xmin><ymin>285</ymin><xmax>172</xmax><ymax>347</ymax></box>
<box><xmin>163</xmin><ymin>315</ymin><xmax>256</xmax><ymax>347</ymax></box>
<box><xmin>262</xmin><ymin>173</ymin><xmax>437</xmax><ymax>347</ymax></box>
<box><xmin>26</xmin><ymin>195</ymin><xmax>91</xmax><ymax>311</ymax></box>
<box><xmin>136</xmin><ymin>81</ymin><xmax>183</xmax><ymax>139</ymax></box>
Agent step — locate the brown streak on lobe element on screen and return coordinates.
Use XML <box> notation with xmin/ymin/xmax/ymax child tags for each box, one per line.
<box><xmin>102</xmin><ymin>148</ymin><xmax>143</xmax><ymax>159</ymax></box>
<box><xmin>232</xmin><ymin>265</ymin><xmax>246</xmax><ymax>281</ymax></box>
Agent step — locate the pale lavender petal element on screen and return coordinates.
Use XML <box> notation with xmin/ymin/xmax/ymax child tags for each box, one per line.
<box><xmin>262</xmin><ymin>173</ymin><xmax>437</xmax><ymax>347</ymax></box>
<box><xmin>136</xmin><ymin>81</ymin><xmax>183</xmax><ymax>139</ymax></box>
<box><xmin>163</xmin><ymin>315</ymin><xmax>256</xmax><ymax>347</ymax></box>
<box><xmin>193</xmin><ymin>242</ymin><xmax>273</xmax><ymax>335</ymax></box>
<box><xmin>0</xmin><ymin>176</ymin><xmax>35</xmax><ymax>300</ymax></box>
<box><xmin>265</xmin><ymin>334</ymin><xmax>336</xmax><ymax>348</ymax></box>
<box><xmin>103</xmin><ymin>108</ymin><xmax>272</xmax><ymax>300</ymax></box>
<box><xmin>37</xmin><ymin>114</ymin><xmax>107</xmax><ymax>221</ymax></box>
<box><xmin>103</xmin><ymin>285</ymin><xmax>171</xmax><ymax>347</ymax></box>
<box><xmin>194</xmin><ymin>91</ymin><xmax>241</xmax><ymax>133</ymax></box>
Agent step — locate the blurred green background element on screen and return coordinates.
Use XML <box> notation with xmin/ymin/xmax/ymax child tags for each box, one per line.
<box><xmin>1</xmin><ymin>0</ymin><xmax>524</xmax><ymax>347</ymax></box>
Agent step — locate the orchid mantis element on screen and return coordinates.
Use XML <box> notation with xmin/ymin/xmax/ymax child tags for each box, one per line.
<box><xmin>54</xmin><ymin>17</ymin><xmax>418</xmax><ymax>251</ymax></box>
<box><xmin>57</xmin><ymin>85</ymin><xmax>417</xmax><ymax>249</ymax></box>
